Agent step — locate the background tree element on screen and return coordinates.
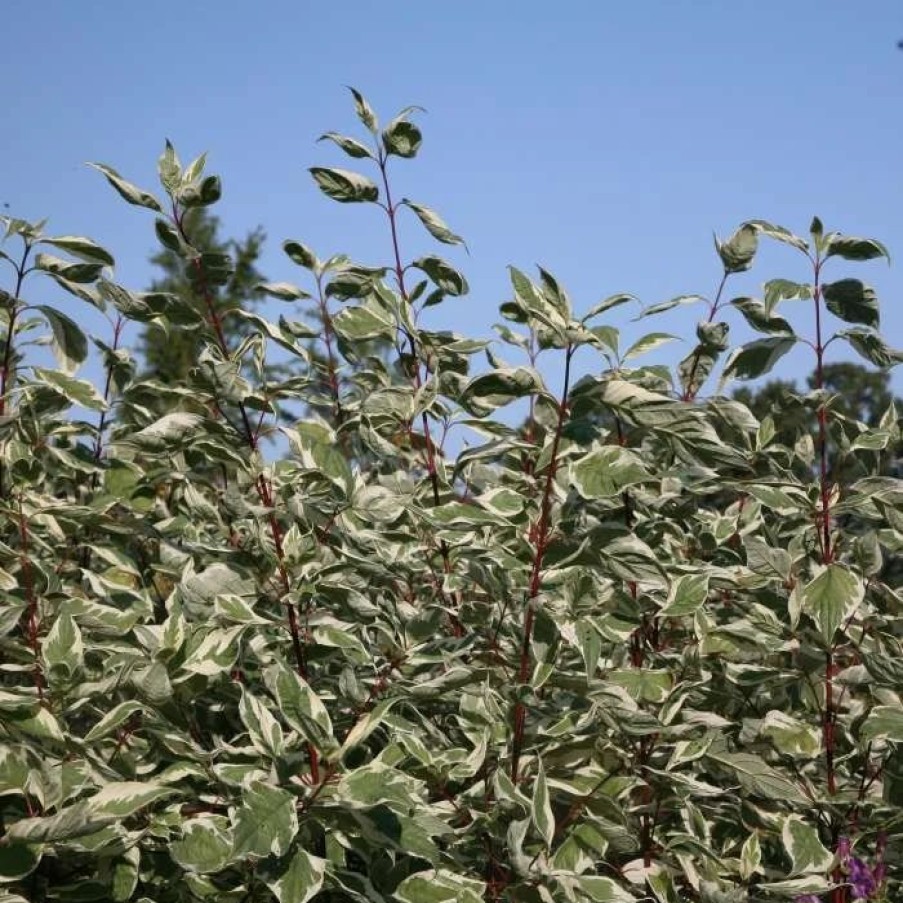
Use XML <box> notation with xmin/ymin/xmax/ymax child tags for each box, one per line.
<box><xmin>734</xmin><ymin>361</ymin><xmax>902</xmax><ymax>477</ymax></box>
<box><xmin>140</xmin><ymin>207</ymin><xmax>267</xmax><ymax>386</ymax></box>
<box><xmin>734</xmin><ymin>362</ymin><xmax>898</xmax><ymax>428</ymax></box>
<box><xmin>809</xmin><ymin>361</ymin><xmax>898</xmax><ymax>426</ymax></box>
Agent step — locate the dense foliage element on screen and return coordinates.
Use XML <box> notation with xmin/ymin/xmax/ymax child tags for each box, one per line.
<box><xmin>1</xmin><ymin>89</ymin><xmax>902</xmax><ymax>903</ymax></box>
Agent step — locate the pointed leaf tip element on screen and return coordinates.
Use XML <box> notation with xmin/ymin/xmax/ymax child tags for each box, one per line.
<box><xmin>89</xmin><ymin>162</ymin><xmax>163</xmax><ymax>212</ymax></box>
<box><xmin>402</xmin><ymin>199</ymin><xmax>466</xmax><ymax>247</ymax></box>
<box><xmin>346</xmin><ymin>86</ymin><xmax>378</xmax><ymax>133</ymax></box>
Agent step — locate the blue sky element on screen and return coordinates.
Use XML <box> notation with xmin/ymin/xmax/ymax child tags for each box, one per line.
<box><xmin>5</xmin><ymin>0</ymin><xmax>903</xmax><ymax>403</ymax></box>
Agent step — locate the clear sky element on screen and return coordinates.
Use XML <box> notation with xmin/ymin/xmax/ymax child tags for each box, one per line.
<box><xmin>5</xmin><ymin>0</ymin><xmax>903</xmax><ymax>401</ymax></box>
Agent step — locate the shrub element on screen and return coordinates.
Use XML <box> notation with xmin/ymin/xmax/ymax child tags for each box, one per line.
<box><xmin>0</xmin><ymin>89</ymin><xmax>901</xmax><ymax>903</ymax></box>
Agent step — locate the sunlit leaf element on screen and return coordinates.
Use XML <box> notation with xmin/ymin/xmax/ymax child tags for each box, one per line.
<box><xmin>716</xmin><ymin>223</ymin><xmax>758</xmax><ymax>273</ymax></box>
<box><xmin>781</xmin><ymin>816</ymin><xmax>832</xmax><ymax>875</ymax></box>
<box><xmin>570</xmin><ymin>446</ymin><xmax>648</xmax><ymax>498</ymax></box>
<box><xmin>382</xmin><ymin>115</ymin><xmax>423</xmax><ymax>158</ymax></box>
<box><xmin>826</xmin><ymin>234</ymin><xmax>890</xmax><ymax>263</ymax></box>
<box><xmin>411</xmin><ymin>255</ymin><xmax>468</xmax><ymax>296</ymax></box>
<box><xmin>319</xmin><ymin>131</ymin><xmax>374</xmax><ymax>159</ymax></box>
<box><xmin>801</xmin><ymin>564</ymin><xmax>863</xmax><ymax>643</ymax></box>
<box><xmin>231</xmin><ymin>782</ymin><xmax>297</xmax><ymax>859</ymax></box>
<box><xmin>32</xmin><ymin>367</ymin><xmax>107</xmax><ymax>410</ymax></box>
<box><xmin>35</xmin><ymin>305</ymin><xmax>88</xmax><ymax>374</ymax></box>
<box><xmin>723</xmin><ymin>336</ymin><xmax>796</xmax><ymax>380</ymax></box>
<box><xmin>531</xmin><ymin>759</ymin><xmax>554</xmax><ymax>848</ymax></box>
<box><xmin>838</xmin><ymin>327</ymin><xmax>903</xmax><ymax>368</ymax></box>
<box><xmin>822</xmin><ymin>279</ymin><xmax>879</xmax><ymax>329</ymax></box>
<box><xmin>265</xmin><ymin>848</ymin><xmax>326</xmax><ymax>903</ymax></box>
<box><xmin>309</xmin><ymin>167</ymin><xmax>379</xmax><ymax>203</ymax></box>
<box><xmin>347</xmin><ymin>86</ymin><xmax>378</xmax><ymax>133</ymax></box>
<box><xmin>41</xmin><ymin>235</ymin><xmax>114</xmax><ymax>266</ymax></box>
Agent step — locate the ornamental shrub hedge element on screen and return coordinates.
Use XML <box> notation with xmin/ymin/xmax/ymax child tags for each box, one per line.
<box><xmin>0</xmin><ymin>89</ymin><xmax>901</xmax><ymax>903</ymax></box>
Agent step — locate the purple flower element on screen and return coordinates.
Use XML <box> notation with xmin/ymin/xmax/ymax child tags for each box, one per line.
<box><xmin>794</xmin><ymin>833</ymin><xmax>887</xmax><ymax>903</ymax></box>
<box><xmin>849</xmin><ymin>855</ymin><xmax>878</xmax><ymax>899</ymax></box>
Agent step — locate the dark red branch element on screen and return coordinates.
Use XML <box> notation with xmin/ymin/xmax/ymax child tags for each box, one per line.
<box><xmin>173</xmin><ymin>205</ymin><xmax>316</xmax><ymax>781</ymax></box>
<box><xmin>92</xmin><ymin>315</ymin><xmax>124</xmax><ymax>469</ymax></box>
<box><xmin>812</xmin><ymin>260</ymin><xmax>832</xmax><ymax>564</ymax></box>
<box><xmin>376</xmin><ymin>151</ymin><xmax>461</xmax><ymax>634</ymax></box>
<box><xmin>18</xmin><ymin>497</ymin><xmax>44</xmax><ymax>701</ymax></box>
<box><xmin>810</xmin><ymin>255</ymin><xmax>837</xmax><ymax>801</ymax></box>
<box><xmin>511</xmin><ymin>345</ymin><xmax>574</xmax><ymax>780</ymax></box>
<box><xmin>314</xmin><ymin>273</ymin><xmax>344</xmax><ymax>427</ymax></box>
<box><xmin>0</xmin><ymin>241</ymin><xmax>32</xmax><ymax>497</ymax></box>
<box><xmin>0</xmin><ymin>241</ymin><xmax>30</xmax><ymax>417</ymax></box>
<box><xmin>681</xmin><ymin>270</ymin><xmax>729</xmax><ymax>402</ymax></box>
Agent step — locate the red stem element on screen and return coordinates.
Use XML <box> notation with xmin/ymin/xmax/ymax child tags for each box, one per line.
<box><xmin>812</xmin><ymin>259</ymin><xmax>832</xmax><ymax>564</ymax></box>
<box><xmin>174</xmin><ymin>206</ymin><xmax>317</xmax><ymax>782</ymax></box>
<box><xmin>0</xmin><ymin>240</ymin><xmax>30</xmax><ymax>417</ymax></box>
<box><xmin>92</xmin><ymin>316</ymin><xmax>124</xmax><ymax>467</ymax></box>
<box><xmin>810</xmin><ymin>255</ymin><xmax>836</xmax><ymax>801</ymax></box>
<box><xmin>681</xmin><ymin>270</ymin><xmax>729</xmax><ymax>402</ymax></box>
<box><xmin>18</xmin><ymin>497</ymin><xmax>44</xmax><ymax>701</ymax></box>
<box><xmin>616</xmin><ymin>414</ymin><xmax>651</xmax><ymax>667</ymax></box>
<box><xmin>523</xmin><ymin>332</ymin><xmax>538</xmax><ymax>452</ymax></box>
<box><xmin>376</xmin><ymin>151</ymin><xmax>462</xmax><ymax>634</ymax></box>
<box><xmin>77</xmin><ymin>315</ymin><xmax>128</xmax><ymax>571</ymax></box>
<box><xmin>0</xmin><ymin>241</ymin><xmax>31</xmax><ymax>497</ymax></box>
<box><xmin>825</xmin><ymin>651</ymin><xmax>836</xmax><ymax>796</ymax></box>
<box><xmin>314</xmin><ymin>273</ymin><xmax>343</xmax><ymax>425</ymax></box>
<box><xmin>511</xmin><ymin>345</ymin><xmax>574</xmax><ymax>780</ymax></box>
<box><xmin>376</xmin><ymin>152</ymin><xmax>440</xmax><ymax>476</ymax></box>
